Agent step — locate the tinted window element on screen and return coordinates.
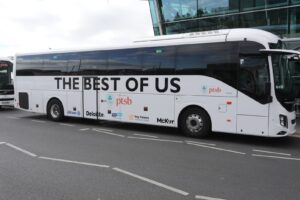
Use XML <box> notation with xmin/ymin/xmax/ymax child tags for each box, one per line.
<box><xmin>16</xmin><ymin>55</ymin><xmax>44</xmax><ymax>76</ymax></box>
<box><xmin>238</xmin><ymin>42</ymin><xmax>270</xmax><ymax>103</ymax></box>
<box><xmin>43</xmin><ymin>54</ymin><xmax>69</xmax><ymax>75</ymax></box>
<box><xmin>67</xmin><ymin>53</ymin><xmax>81</xmax><ymax>75</ymax></box>
<box><xmin>0</xmin><ymin>61</ymin><xmax>13</xmax><ymax>90</ymax></box>
<box><xmin>79</xmin><ymin>51</ymin><xmax>107</xmax><ymax>75</ymax></box>
<box><xmin>142</xmin><ymin>46</ymin><xmax>176</xmax><ymax>75</ymax></box>
<box><xmin>176</xmin><ymin>42</ymin><xmax>239</xmax><ymax>88</ymax></box>
<box><xmin>108</xmin><ymin>49</ymin><xmax>142</xmax><ymax>75</ymax></box>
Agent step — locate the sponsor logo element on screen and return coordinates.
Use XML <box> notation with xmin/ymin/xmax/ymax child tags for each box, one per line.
<box><xmin>112</xmin><ymin>112</ymin><xmax>123</xmax><ymax>118</ymax></box>
<box><xmin>157</xmin><ymin>118</ymin><xmax>174</xmax><ymax>124</ymax></box>
<box><xmin>116</xmin><ymin>96</ymin><xmax>132</xmax><ymax>107</ymax></box>
<box><xmin>107</xmin><ymin>94</ymin><xmax>114</xmax><ymax>106</ymax></box>
<box><xmin>209</xmin><ymin>87</ymin><xmax>222</xmax><ymax>94</ymax></box>
<box><xmin>201</xmin><ymin>85</ymin><xmax>208</xmax><ymax>93</ymax></box>
<box><xmin>86</xmin><ymin>111</ymin><xmax>104</xmax><ymax>117</ymax></box>
<box><xmin>67</xmin><ymin>111</ymin><xmax>81</xmax><ymax>116</ymax></box>
<box><xmin>128</xmin><ymin>114</ymin><xmax>149</xmax><ymax>122</ymax></box>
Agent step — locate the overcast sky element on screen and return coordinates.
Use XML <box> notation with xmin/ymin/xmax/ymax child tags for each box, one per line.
<box><xmin>0</xmin><ymin>0</ymin><xmax>153</xmax><ymax>56</ymax></box>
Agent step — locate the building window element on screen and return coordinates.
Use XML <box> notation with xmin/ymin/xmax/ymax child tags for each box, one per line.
<box><xmin>290</xmin><ymin>7</ymin><xmax>300</xmax><ymax>35</ymax></box>
<box><xmin>151</xmin><ymin>0</ymin><xmax>300</xmax><ymax>38</ymax></box>
<box><xmin>197</xmin><ymin>0</ymin><xmax>239</xmax><ymax>16</ymax></box>
<box><xmin>160</xmin><ymin>0</ymin><xmax>197</xmax><ymax>22</ymax></box>
<box><xmin>149</xmin><ymin>0</ymin><xmax>161</xmax><ymax>35</ymax></box>
<box><xmin>239</xmin><ymin>8</ymin><xmax>288</xmax><ymax>36</ymax></box>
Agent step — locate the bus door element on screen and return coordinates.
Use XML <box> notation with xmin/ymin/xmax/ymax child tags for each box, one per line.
<box><xmin>237</xmin><ymin>54</ymin><xmax>270</xmax><ymax>136</ymax></box>
<box><xmin>83</xmin><ymin>76</ymin><xmax>99</xmax><ymax>120</ymax></box>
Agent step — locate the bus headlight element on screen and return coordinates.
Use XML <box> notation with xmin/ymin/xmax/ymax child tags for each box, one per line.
<box><xmin>279</xmin><ymin>115</ymin><xmax>288</xmax><ymax>128</ymax></box>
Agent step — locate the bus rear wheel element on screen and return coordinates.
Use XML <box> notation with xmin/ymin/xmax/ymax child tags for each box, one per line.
<box><xmin>47</xmin><ymin>99</ymin><xmax>64</xmax><ymax>121</ymax></box>
<box><xmin>180</xmin><ymin>107</ymin><xmax>211</xmax><ymax>138</ymax></box>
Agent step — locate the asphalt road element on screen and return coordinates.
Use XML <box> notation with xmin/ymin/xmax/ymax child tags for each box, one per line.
<box><xmin>0</xmin><ymin>107</ymin><xmax>300</xmax><ymax>200</ymax></box>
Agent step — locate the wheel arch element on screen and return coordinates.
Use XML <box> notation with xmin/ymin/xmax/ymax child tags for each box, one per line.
<box><xmin>46</xmin><ymin>97</ymin><xmax>64</xmax><ymax>113</ymax></box>
<box><xmin>177</xmin><ymin>105</ymin><xmax>212</xmax><ymax>130</ymax></box>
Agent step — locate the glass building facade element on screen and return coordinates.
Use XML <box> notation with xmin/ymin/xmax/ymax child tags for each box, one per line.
<box><xmin>148</xmin><ymin>0</ymin><xmax>300</xmax><ymax>38</ymax></box>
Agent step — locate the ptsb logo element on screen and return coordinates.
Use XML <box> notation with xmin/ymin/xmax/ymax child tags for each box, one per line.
<box><xmin>157</xmin><ymin>118</ymin><xmax>174</xmax><ymax>124</ymax></box>
<box><xmin>116</xmin><ymin>97</ymin><xmax>132</xmax><ymax>107</ymax></box>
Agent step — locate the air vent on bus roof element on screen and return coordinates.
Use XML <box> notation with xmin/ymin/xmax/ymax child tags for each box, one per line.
<box><xmin>134</xmin><ymin>29</ymin><xmax>230</xmax><ymax>43</ymax></box>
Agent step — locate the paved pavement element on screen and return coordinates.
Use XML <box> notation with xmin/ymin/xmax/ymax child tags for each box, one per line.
<box><xmin>0</xmin><ymin>108</ymin><xmax>300</xmax><ymax>200</ymax></box>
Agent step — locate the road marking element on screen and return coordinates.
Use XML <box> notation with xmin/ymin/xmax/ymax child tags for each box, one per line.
<box><xmin>39</xmin><ymin>156</ymin><xmax>110</xmax><ymax>168</ymax></box>
<box><xmin>187</xmin><ymin>143</ymin><xmax>246</xmax><ymax>155</ymax></box>
<box><xmin>95</xmin><ymin>128</ymin><xmax>113</xmax><ymax>132</ymax></box>
<box><xmin>7</xmin><ymin>116</ymin><xmax>20</xmax><ymax>120</ymax></box>
<box><xmin>252</xmin><ymin>154</ymin><xmax>300</xmax><ymax>161</ymax></box>
<box><xmin>93</xmin><ymin>129</ymin><xmax>125</xmax><ymax>138</ymax></box>
<box><xmin>32</xmin><ymin>120</ymin><xmax>46</xmax><ymax>123</ymax></box>
<box><xmin>128</xmin><ymin>136</ymin><xmax>183</xmax><ymax>143</ymax></box>
<box><xmin>133</xmin><ymin>133</ymin><xmax>158</xmax><ymax>138</ymax></box>
<box><xmin>79</xmin><ymin>128</ymin><xmax>90</xmax><ymax>131</ymax></box>
<box><xmin>5</xmin><ymin>143</ymin><xmax>37</xmax><ymax>157</ymax></box>
<box><xmin>185</xmin><ymin>140</ymin><xmax>216</xmax><ymax>146</ymax></box>
<box><xmin>195</xmin><ymin>195</ymin><xmax>226</xmax><ymax>200</ymax></box>
<box><xmin>113</xmin><ymin>168</ymin><xmax>189</xmax><ymax>196</ymax></box>
<box><xmin>253</xmin><ymin>149</ymin><xmax>291</xmax><ymax>156</ymax></box>
<box><xmin>0</xmin><ymin>142</ymin><xmax>6</xmax><ymax>145</ymax></box>
<box><xmin>60</xmin><ymin>123</ymin><xmax>74</xmax><ymax>127</ymax></box>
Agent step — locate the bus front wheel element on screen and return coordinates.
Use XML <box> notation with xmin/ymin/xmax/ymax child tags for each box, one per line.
<box><xmin>47</xmin><ymin>99</ymin><xmax>64</xmax><ymax>121</ymax></box>
<box><xmin>180</xmin><ymin>107</ymin><xmax>211</xmax><ymax>138</ymax></box>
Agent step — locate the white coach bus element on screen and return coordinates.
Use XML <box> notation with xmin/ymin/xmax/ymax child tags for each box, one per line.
<box><xmin>14</xmin><ymin>29</ymin><xmax>299</xmax><ymax>137</ymax></box>
<box><xmin>0</xmin><ymin>58</ymin><xmax>14</xmax><ymax>108</ymax></box>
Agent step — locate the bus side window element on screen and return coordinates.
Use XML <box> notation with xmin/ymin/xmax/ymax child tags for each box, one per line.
<box><xmin>107</xmin><ymin>49</ymin><xmax>143</xmax><ymax>75</ymax></box>
<box><xmin>67</xmin><ymin>53</ymin><xmax>80</xmax><ymax>75</ymax></box>
<box><xmin>141</xmin><ymin>46</ymin><xmax>176</xmax><ymax>75</ymax></box>
<box><xmin>43</xmin><ymin>54</ymin><xmax>69</xmax><ymax>75</ymax></box>
<box><xmin>79</xmin><ymin>51</ymin><xmax>107</xmax><ymax>75</ymax></box>
<box><xmin>176</xmin><ymin>42</ymin><xmax>238</xmax><ymax>89</ymax></box>
<box><xmin>17</xmin><ymin>55</ymin><xmax>45</xmax><ymax>76</ymax></box>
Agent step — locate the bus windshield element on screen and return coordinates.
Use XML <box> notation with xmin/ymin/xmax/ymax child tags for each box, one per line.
<box><xmin>272</xmin><ymin>54</ymin><xmax>296</xmax><ymax>111</ymax></box>
<box><xmin>0</xmin><ymin>61</ymin><xmax>13</xmax><ymax>90</ymax></box>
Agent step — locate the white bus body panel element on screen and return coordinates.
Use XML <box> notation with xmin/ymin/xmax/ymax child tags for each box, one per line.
<box><xmin>67</xmin><ymin>91</ymin><xmax>83</xmax><ymax>118</ymax></box>
<box><xmin>237</xmin><ymin>92</ymin><xmax>269</xmax><ymax>136</ymax></box>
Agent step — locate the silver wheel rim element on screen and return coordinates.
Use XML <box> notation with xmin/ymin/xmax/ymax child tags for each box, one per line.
<box><xmin>50</xmin><ymin>104</ymin><xmax>60</xmax><ymax>119</ymax></box>
<box><xmin>186</xmin><ymin>114</ymin><xmax>203</xmax><ymax>133</ymax></box>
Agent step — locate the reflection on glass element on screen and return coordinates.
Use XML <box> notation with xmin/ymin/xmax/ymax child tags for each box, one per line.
<box><xmin>153</xmin><ymin>0</ymin><xmax>300</xmax><ymax>38</ymax></box>
<box><xmin>149</xmin><ymin>0</ymin><xmax>160</xmax><ymax>35</ymax></box>
<box><xmin>291</xmin><ymin>0</ymin><xmax>300</xmax><ymax>5</ymax></box>
<box><xmin>290</xmin><ymin>7</ymin><xmax>300</xmax><ymax>35</ymax></box>
<box><xmin>240</xmin><ymin>9</ymin><xmax>288</xmax><ymax>35</ymax></box>
<box><xmin>198</xmin><ymin>0</ymin><xmax>238</xmax><ymax>16</ymax></box>
<box><xmin>161</xmin><ymin>0</ymin><xmax>197</xmax><ymax>22</ymax></box>
<box><xmin>241</xmin><ymin>0</ymin><xmax>288</xmax><ymax>11</ymax></box>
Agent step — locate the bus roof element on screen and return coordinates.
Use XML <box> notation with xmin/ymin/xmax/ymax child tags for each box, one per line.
<box><xmin>0</xmin><ymin>57</ymin><xmax>13</xmax><ymax>62</ymax></box>
<box><xmin>16</xmin><ymin>28</ymin><xmax>280</xmax><ymax>57</ymax></box>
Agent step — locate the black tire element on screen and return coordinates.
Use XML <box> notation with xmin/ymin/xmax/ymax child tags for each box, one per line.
<box><xmin>179</xmin><ymin>107</ymin><xmax>211</xmax><ymax>138</ymax></box>
<box><xmin>47</xmin><ymin>99</ymin><xmax>64</xmax><ymax>121</ymax></box>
